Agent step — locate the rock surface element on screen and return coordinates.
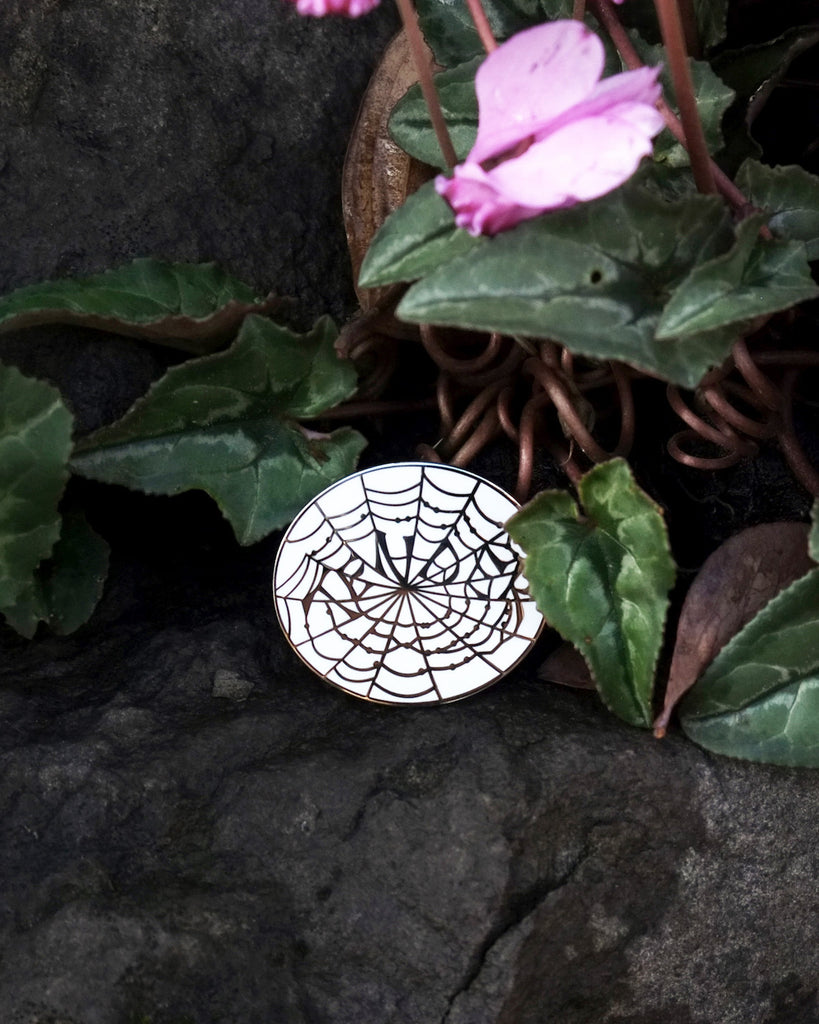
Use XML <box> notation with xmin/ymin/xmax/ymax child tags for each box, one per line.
<box><xmin>1</xmin><ymin>2</ymin><xmax>819</xmax><ymax>1023</ymax></box>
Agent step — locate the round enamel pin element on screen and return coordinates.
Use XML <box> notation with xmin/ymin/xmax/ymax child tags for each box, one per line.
<box><xmin>273</xmin><ymin>463</ymin><xmax>544</xmax><ymax>704</ymax></box>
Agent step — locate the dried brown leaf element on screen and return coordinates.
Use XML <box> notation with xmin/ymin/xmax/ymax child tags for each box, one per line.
<box><xmin>538</xmin><ymin>642</ymin><xmax>596</xmax><ymax>690</ymax></box>
<box><xmin>655</xmin><ymin>521</ymin><xmax>814</xmax><ymax>736</ymax></box>
<box><xmin>342</xmin><ymin>32</ymin><xmax>434</xmax><ymax>311</ymax></box>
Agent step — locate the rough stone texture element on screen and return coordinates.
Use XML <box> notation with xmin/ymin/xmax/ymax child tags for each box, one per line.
<box><xmin>1</xmin><ymin>544</ymin><xmax>819</xmax><ymax>1024</ymax></box>
<box><xmin>0</xmin><ymin>0</ymin><xmax>397</xmax><ymax>322</ymax></box>
<box><xmin>1</xmin><ymin>2</ymin><xmax>819</xmax><ymax>1023</ymax></box>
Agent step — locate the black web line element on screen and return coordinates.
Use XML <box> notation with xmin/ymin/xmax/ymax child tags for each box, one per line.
<box><xmin>401</xmin><ymin>587</ymin><xmax>537</xmax><ymax>643</ymax></box>
<box><xmin>401</xmin><ymin>589</ymin><xmax>524</xmax><ymax>669</ymax></box>
<box><xmin>283</xmin><ymin>467</ymin><xmax>532</xmax><ymax>692</ymax></box>
<box><xmin>290</xmin><ymin>588</ymin><xmax>410</xmax><ymax>652</ymax></box>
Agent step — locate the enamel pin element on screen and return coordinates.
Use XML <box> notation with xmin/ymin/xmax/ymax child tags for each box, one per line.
<box><xmin>273</xmin><ymin>463</ymin><xmax>544</xmax><ymax>704</ymax></box>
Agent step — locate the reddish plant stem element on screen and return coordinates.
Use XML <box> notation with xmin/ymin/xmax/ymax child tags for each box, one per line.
<box><xmin>652</xmin><ymin>0</ymin><xmax>716</xmax><ymax>194</ymax></box>
<box><xmin>526</xmin><ymin>359</ymin><xmax>613</xmax><ymax>463</ymax></box>
<box><xmin>667</xmin><ymin>430</ymin><xmax>745</xmax><ymax>470</ymax></box>
<box><xmin>420</xmin><ymin>325</ymin><xmax>502</xmax><ymax>374</ymax></box>
<box><xmin>516</xmin><ymin>393</ymin><xmax>552</xmax><ymax>502</ymax></box>
<box><xmin>465</xmin><ymin>0</ymin><xmax>498</xmax><ymax>52</ymax></box>
<box><xmin>572</xmin><ymin>0</ymin><xmax>587</xmax><ymax>20</ymax></box>
<box><xmin>416</xmin><ymin>442</ymin><xmax>444</xmax><ymax>462</ymax></box>
<box><xmin>436</xmin><ymin>374</ymin><xmax>457</xmax><ymax>436</ymax></box>
<box><xmin>702</xmin><ymin>384</ymin><xmax>776</xmax><ymax>439</ymax></box>
<box><xmin>451</xmin><ymin>406</ymin><xmax>500</xmax><ymax>466</ymax></box>
<box><xmin>497</xmin><ymin>386</ymin><xmax>519</xmax><ymax>441</ymax></box>
<box><xmin>732</xmin><ymin>338</ymin><xmax>781</xmax><ymax>409</ymax></box>
<box><xmin>394</xmin><ymin>0</ymin><xmax>458</xmax><ymax>168</ymax></box>
<box><xmin>666</xmin><ymin>384</ymin><xmax>754</xmax><ymax>452</ymax></box>
<box><xmin>306</xmin><ymin>397</ymin><xmax>437</xmax><ymax>420</ymax></box>
<box><xmin>780</xmin><ymin>371</ymin><xmax>819</xmax><ymax>495</ymax></box>
<box><xmin>610</xmin><ymin>362</ymin><xmax>636</xmax><ymax>456</ymax></box>
<box><xmin>592</xmin><ymin>0</ymin><xmax>762</xmax><ymax>212</ymax></box>
<box><xmin>440</xmin><ymin>382</ymin><xmax>504</xmax><ymax>455</ymax></box>
<box><xmin>676</xmin><ymin>0</ymin><xmax>701</xmax><ymax>58</ymax></box>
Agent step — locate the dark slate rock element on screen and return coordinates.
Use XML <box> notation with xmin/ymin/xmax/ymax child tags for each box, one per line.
<box><xmin>0</xmin><ymin>0</ymin><xmax>397</xmax><ymax>321</ymax></box>
<box><xmin>1</xmin><ymin>573</ymin><xmax>819</xmax><ymax>1023</ymax></box>
<box><xmin>2</xmin><ymin>2</ymin><xmax>819</xmax><ymax>1023</ymax></box>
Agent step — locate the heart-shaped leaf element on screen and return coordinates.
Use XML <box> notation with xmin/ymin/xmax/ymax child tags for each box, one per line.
<box><xmin>389</xmin><ymin>58</ymin><xmax>480</xmax><ymax>170</ymax></box>
<box><xmin>397</xmin><ymin>182</ymin><xmax>743</xmax><ymax>387</ymax></box>
<box><xmin>655</xmin><ymin>521</ymin><xmax>814</xmax><ymax>736</ymax></box>
<box><xmin>679</xmin><ymin>566</ymin><xmax>819</xmax><ymax>767</ymax></box>
<box><xmin>0</xmin><ymin>259</ymin><xmax>279</xmax><ymax>354</ymax></box>
<box><xmin>713</xmin><ymin>27</ymin><xmax>819</xmax><ymax>106</ymax></box>
<box><xmin>507</xmin><ymin>459</ymin><xmax>676</xmax><ymax>727</ymax></box>
<box><xmin>358</xmin><ymin>181</ymin><xmax>486</xmax><ymax>290</ymax></box>
<box><xmin>2</xmin><ymin>510</ymin><xmax>110</xmax><ymax>639</ymax></box>
<box><xmin>615</xmin><ymin>0</ymin><xmax>727</xmax><ymax>53</ymax></box>
<box><xmin>735</xmin><ymin>160</ymin><xmax>819</xmax><ymax>261</ymax></box>
<box><xmin>632</xmin><ymin>38</ymin><xmax>734</xmax><ymax>168</ymax></box>
<box><xmin>0</xmin><ymin>362</ymin><xmax>73</xmax><ymax>608</ymax></box>
<box><xmin>70</xmin><ymin>316</ymin><xmax>366</xmax><ymax>545</ymax></box>
<box><xmin>656</xmin><ymin>213</ymin><xmax>819</xmax><ymax>338</ymax></box>
<box><xmin>416</xmin><ymin>0</ymin><xmax>574</xmax><ymax>66</ymax></box>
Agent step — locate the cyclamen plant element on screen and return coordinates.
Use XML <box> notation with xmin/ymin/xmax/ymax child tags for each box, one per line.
<box><xmin>289</xmin><ymin>0</ymin><xmax>819</xmax><ymax>765</ymax></box>
<box><xmin>2</xmin><ymin>0</ymin><xmax>819</xmax><ymax>768</ymax></box>
<box><xmin>435</xmin><ymin>22</ymin><xmax>665</xmax><ymax>235</ymax></box>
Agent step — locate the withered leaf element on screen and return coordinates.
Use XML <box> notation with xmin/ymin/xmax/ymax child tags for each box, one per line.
<box><xmin>538</xmin><ymin>642</ymin><xmax>596</xmax><ymax>690</ymax></box>
<box><xmin>342</xmin><ymin>31</ymin><xmax>434</xmax><ymax>311</ymax></box>
<box><xmin>654</xmin><ymin>521</ymin><xmax>814</xmax><ymax>736</ymax></box>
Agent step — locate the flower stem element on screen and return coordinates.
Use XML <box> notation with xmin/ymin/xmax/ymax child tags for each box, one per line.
<box><xmin>465</xmin><ymin>0</ymin><xmax>498</xmax><ymax>52</ymax></box>
<box><xmin>651</xmin><ymin>0</ymin><xmax>716</xmax><ymax>194</ymax></box>
<box><xmin>676</xmin><ymin>0</ymin><xmax>701</xmax><ymax>58</ymax></box>
<box><xmin>591</xmin><ymin>0</ymin><xmax>759</xmax><ymax>214</ymax></box>
<box><xmin>394</xmin><ymin>0</ymin><xmax>458</xmax><ymax>168</ymax></box>
<box><xmin>572</xmin><ymin>0</ymin><xmax>587</xmax><ymax>19</ymax></box>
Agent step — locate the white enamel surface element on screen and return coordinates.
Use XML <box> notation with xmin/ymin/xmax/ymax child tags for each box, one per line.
<box><xmin>273</xmin><ymin>463</ymin><xmax>544</xmax><ymax>704</ymax></box>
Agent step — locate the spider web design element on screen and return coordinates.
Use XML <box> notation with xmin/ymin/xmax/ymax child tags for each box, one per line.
<box><xmin>274</xmin><ymin>464</ymin><xmax>544</xmax><ymax>704</ymax></box>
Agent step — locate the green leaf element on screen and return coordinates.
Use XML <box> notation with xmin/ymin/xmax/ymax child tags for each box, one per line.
<box><xmin>507</xmin><ymin>459</ymin><xmax>675</xmax><ymax>727</ymax></box>
<box><xmin>358</xmin><ymin>181</ymin><xmax>486</xmax><ymax>289</ymax></box>
<box><xmin>657</xmin><ymin>213</ymin><xmax>819</xmax><ymax>338</ymax></box>
<box><xmin>691</xmin><ymin>0</ymin><xmax>728</xmax><ymax>51</ymax></box>
<box><xmin>0</xmin><ymin>259</ymin><xmax>279</xmax><ymax>354</ymax></box>
<box><xmin>2</xmin><ymin>510</ymin><xmax>110</xmax><ymax>638</ymax></box>
<box><xmin>632</xmin><ymin>38</ymin><xmax>734</xmax><ymax>168</ymax></box>
<box><xmin>736</xmin><ymin>160</ymin><xmax>819</xmax><ymax>261</ymax></box>
<box><xmin>416</xmin><ymin>0</ymin><xmax>573</xmax><ymax>65</ymax></box>
<box><xmin>397</xmin><ymin>182</ymin><xmax>742</xmax><ymax>387</ymax></box>
<box><xmin>389</xmin><ymin>58</ymin><xmax>480</xmax><ymax>170</ymax></box>
<box><xmin>713</xmin><ymin>27</ymin><xmax>819</xmax><ymax>103</ymax></box>
<box><xmin>810</xmin><ymin>499</ymin><xmax>819</xmax><ymax>562</ymax></box>
<box><xmin>679</xmin><ymin>568</ymin><xmax>819</xmax><ymax>767</ymax></box>
<box><xmin>70</xmin><ymin>316</ymin><xmax>367</xmax><ymax>545</ymax></box>
<box><xmin>0</xmin><ymin>362</ymin><xmax>73</xmax><ymax>608</ymax></box>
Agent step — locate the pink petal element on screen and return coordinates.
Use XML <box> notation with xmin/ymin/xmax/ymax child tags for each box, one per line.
<box><xmin>435</xmin><ymin>166</ymin><xmax>543</xmax><ymax>236</ymax></box>
<box><xmin>470</xmin><ymin>21</ymin><xmax>605</xmax><ymax>164</ymax></box>
<box><xmin>294</xmin><ymin>0</ymin><xmax>379</xmax><ymax>16</ymax></box>
<box><xmin>552</xmin><ymin>64</ymin><xmax>663</xmax><ymax>130</ymax></box>
<box><xmin>487</xmin><ymin>108</ymin><xmax>662</xmax><ymax>208</ymax></box>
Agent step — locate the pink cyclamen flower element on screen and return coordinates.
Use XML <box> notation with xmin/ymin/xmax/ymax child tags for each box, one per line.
<box><xmin>292</xmin><ymin>0</ymin><xmax>378</xmax><ymax>16</ymax></box>
<box><xmin>436</xmin><ymin>20</ymin><xmax>664</xmax><ymax>236</ymax></box>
